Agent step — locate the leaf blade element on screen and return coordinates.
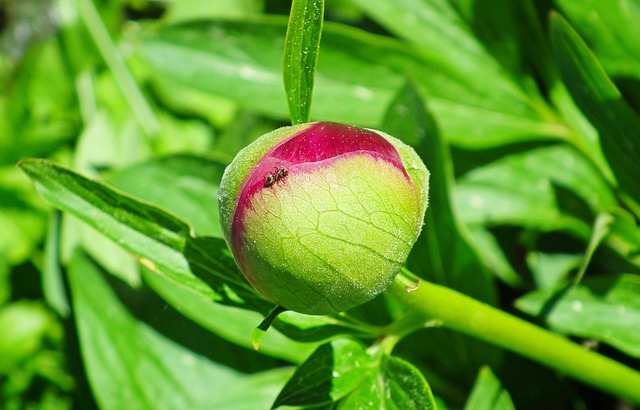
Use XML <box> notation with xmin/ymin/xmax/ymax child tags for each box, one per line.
<box><xmin>138</xmin><ymin>18</ymin><xmax>564</xmax><ymax>149</ymax></box>
<box><xmin>272</xmin><ymin>338</ymin><xmax>370</xmax><ymax>408</ymax></box>
<box><xmin>338</xmin><ymin>354</ymin><xmax>437</xmax><ymax>410</ymax></box>
<box><xmin>283</xmin><ymin>0</ymin><xmax>324</xmax><ymax>124</ymax></box>
<box><xmin>516</xmin><ymin>274</ymin><xmax>640</xmax><ymax>357</ymax></box>
<box><xmin>383</xmin><ymin>81</ymin><xmax>497</xmax><ymax>303</ymax></box>
<box><xmin>19</xmin><ymin>159</ymin><xmax>188</xmax><ymax>252</ymax></box>
<box><xmin>550</xmin><ymin>13</ymin><xmax>640</xmax><ymax>209</ymax></box>
<box><xmin>381</xmin><ymin>355</ymin><xmax>437</xmax><ymax>410</ymax></box>
<box><xmin>381</xmin><ymin>80</ymin><xmax>502</xmax><ymax>391</ymax></box>
<box><xmin>68</xmin><ymin>250</ymin><xmax>292</xmax><ymax>410</ymax></box>
<box><xmin>18</xmin><ymin>158</ymin><xmax>267</xmax><ymax>312</ymax></box>
<box><xmin>464</xmin><ymin>367</ymin><xmax>515</xmax><ymax>410</ymax></box>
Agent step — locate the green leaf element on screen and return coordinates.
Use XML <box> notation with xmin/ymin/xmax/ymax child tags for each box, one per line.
<box><xmin>338</xmin><ymin>355</ymin><xmax>436</xmax><ymax>410</ymax></box>
<box><xmin>556</xmin><ymin>0</ymin><xmax>640</xmax><ymax>80</ymax></box>
<box><xmin>140</xmin><ymin>265</ymin><xmax>315</xmax><ymax>364</ymax></box>
<box><xmin>272</xmin><ymin>338</ymin><xmax>371</xmax><ymax>408</ymax></box>
<box><xmin>383</xmin><ymin>80</ymin><xmax>497</xmax><ymax>303</ymax></box>
<box><xmin>18</xmin><ymin>158</ymin><xmax>269</xmax><ymax>312</ymax></box>
<box><xmin>107</xmin><ymin>154</ymin><xmax>227</xmax><ymax>237</ymax></box>
<box><xmin>454</xmin><ymin>144</ymin><xmax>616</xmax><ymax>234</ymax></box>
<box><xmin>550</xmin><ymin>13</ymin><xmax>640</xmax><ymax>209</ymax></box>
<box><xmin>526</xmin><ymin>252</ymin><xmax>582</xmax><ymax>290</ymax></box>
<box><xmin>380</xmin><ymin>355</ymin><xmax>436</xmax><ymax>410</ymax></box>
<box><xmin>466</xmin><ymin>225</ymin><xmax>524</xmax><ymax>288</ymax></box>
<box><xmin>68</xmin><ymin>250</ymin><xmax>292</xmax><ymax>409</ymax></box>
<box><xmin>137</xmin><ymin>18</ymin><xmax>565</xmax><ymax>149</ymax></box>
<box><xmin>606</xmin><ymin>209</ymin><xmax>640</xmax><ymax>264</ymax></box>
<box><xmin>348</xmin><ymin>0</ymin><xmax>560</xmax><ymax>137</ymax></box>
<box><xmin>19</xmin><ymin>159</ymin><xmax>187</xmax><ymax>251</ymax></box>
<box><xmin>19</xmin><ymin>157</ymin><xmax>190</xmax><ymax>270</ymax></box>
<box><xmin>42</xmin><ymin>211</ymin><xmax>69</xmax><ymax>317</ymax></box>
<box><xmin>516</xmin><ymin>274</ymin><xmax>640</xmax><ymax>358</ymax></box>
<box><xmin>283</xmin><ymin>0</ymin><xmax>324</xmax><ymax>124</ymax></box>
<box><xmin>0</xmin><ymin>301</ymin><xmax>56</xmax><ymax>373</ymax></box>
<box><xmin>0</xmin><ymin>39</ymin><xmax>77</xmax><ymax>166</ymax></box>
<box><xmin>464</xmin><ymin>367</ymin><xmax>515</xmax><ymax>410</ymax></box>
<box><xmin>382</xmin><ymin>80</ymin><xmax>501</xmax><ymax>390</ymax></box>
<box><xmin>574</xmin><ymin>213</ymin><xmax>614</xmax><ymax>285</ymax></box>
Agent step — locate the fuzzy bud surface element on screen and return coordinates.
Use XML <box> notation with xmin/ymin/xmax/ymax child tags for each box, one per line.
<box><xmin>218</xmin><ymin>122</ymin><xmax>429</xmax><ymax>315</ymax></box>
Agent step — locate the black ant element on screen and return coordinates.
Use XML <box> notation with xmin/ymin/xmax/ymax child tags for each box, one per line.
<box><xmin>264</xmin><ymin>166</ymin><xmax>289</xmax><ymax>188</ymax></box>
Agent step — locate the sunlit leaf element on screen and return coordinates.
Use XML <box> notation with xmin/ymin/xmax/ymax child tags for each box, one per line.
<box><xmin>283</xmin><ymin>0</ymin><xmax>324</xmax><ymax>124</ymax></box>
<box><xmin>338</xmin><ymin>355</ymin><xmax>436</xmax><ymax>410</ymax></box>
<box><xmin>138</xmin><ymin>18</ymin><xmax>566</xmax><ymax>149</ymax></box>
<box><xmin>556</xmin><ymin>0</ymin><xmax>640</xmax><ymax>81</ymax></box>
<box><xmin>107</xmin><ymin>154</ymin><xmax>227</xmax><ymax>237</ymax></box>
<box><xmin>382</xmin><ymin>80</ymin><xmax>501</xmax><ymax>391</ymax></box>
<box><xmin>550</xmin><ymin>14</ymin><xmax>640</xmax><ymax>209</ymax></box>
<box><xmin>272</xmin><ymin>338</ymin><xmax>371</xmax><ymax>408</ymax></box>
<box><xmin>516</xmin><ymin>274</ymin><xmax>640</xmax><ymax>357</ymax></box>
<box><xmin>68</xmin><ymin>250</ymin><xmax>292</xmax><ymax>410</ymax></box>
<box><xmin>18</xmin><ymin>159</ymin><xmax>268</xmax><ymax>312</ymax></box>
<box><xmin>454</xmin><ymin>144</ymin><xmax>615</xmax><ymax>234</ymax></box>
<box><xmin>464</xmin><ymin>367</ymin><xmax>515</xmax><ymax>410</ymax></box>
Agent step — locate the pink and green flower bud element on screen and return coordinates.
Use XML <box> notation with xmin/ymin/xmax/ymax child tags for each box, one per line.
<box><xmin>218</xmin><ymin>122</ymin><xmax>429</xmax><ymax>315</ymax></box>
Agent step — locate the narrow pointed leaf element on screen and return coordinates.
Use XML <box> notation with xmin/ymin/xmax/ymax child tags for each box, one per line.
<box><xmin>283</xmin><ymin>0</ymin><xmax>324</xmax><ymax>124</ymax></box>
<box><xmin>550</xmin><ymin>14</ymin><xmax>640</xmax><ymax>209</ymax></box>
<box><xmin>18</xmin><ymin>158</ymin><xmax>269</xmax><ymax>312</ymax></box>
<box><xmin>574</xmin><ymin>213</ymin><xmax>614</xmax><ymax>285</ymax></box>
<box><xmin>68</xmin><ymin>250</ymin><xmax>292</xmax><ymax>410</ymax></box>
<box><xmin>19</xmin><ymin>158</ymin><xmax>188</xmax><ymax>255</ymax></box>
<box><xmin>107</xmin><ymin>154</ymin><xmax>227</xmax><ymax>237</ymax></box>
<box><xmin>556</xmin><ymin>0</ymin><xmax>640</xmax><ymax>80</ymax></box>
<box><xmin>464</xmin><ymin>367</ymin><xmax>515</xmax><ymax>410</ymax></box>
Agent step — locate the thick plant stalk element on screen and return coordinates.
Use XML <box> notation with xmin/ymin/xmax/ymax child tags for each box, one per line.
<box><xmin>388</xmin><ymin>273</ymin><xmax>640</xmax><ymax>404</ymax></box>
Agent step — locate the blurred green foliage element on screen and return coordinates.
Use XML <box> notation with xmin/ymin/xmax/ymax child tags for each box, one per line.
<box><xmin>2</xmin><ymin>0</ymin><xmax>640</xmax><ymax>409</ymax></box>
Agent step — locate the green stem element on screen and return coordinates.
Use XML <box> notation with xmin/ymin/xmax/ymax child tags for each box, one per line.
<box><xmin>252</xmin><ymin>305</ymin><xmax>287</xmax><ymax>350</ymax></box>
<box><xmin>77</xmin><ymin>0</ymin><xmax>160</xmax><ymax>137</ymax></box>
<box><xmin>388</xmin><ymin>272</ymin><xmax>640</xmax><ymax>404</ymax></box>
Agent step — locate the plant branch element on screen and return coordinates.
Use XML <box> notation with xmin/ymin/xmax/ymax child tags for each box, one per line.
<box><xmin>387</xmin><ymin>271</ymin><xmax>640</xmax><ymax>404</ymax></box>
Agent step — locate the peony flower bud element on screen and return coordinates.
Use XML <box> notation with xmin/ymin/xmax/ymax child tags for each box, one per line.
<box><xmin>218</xmin><ymin>122</ymin><xmax>429</xmax><ymax>315</ymax></box>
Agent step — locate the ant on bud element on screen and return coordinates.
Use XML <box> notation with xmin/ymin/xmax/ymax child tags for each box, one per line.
<box><xmin>264</xmin><ymin>166</ymin><xmax>289</xmax><ymax>188</ymax></box>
